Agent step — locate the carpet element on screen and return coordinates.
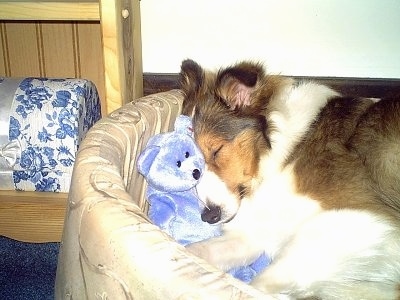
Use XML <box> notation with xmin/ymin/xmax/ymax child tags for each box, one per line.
<box><xmin>0</xmin><ymin>235</ymin><xmax>59</xmax><ymax>300</ymax></box>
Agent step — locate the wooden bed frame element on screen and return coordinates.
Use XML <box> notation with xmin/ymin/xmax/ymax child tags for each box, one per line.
<box><xmin>0</xmin><ymin>0</ymin><xmax>143</xmax><ymax>242</ymax></box>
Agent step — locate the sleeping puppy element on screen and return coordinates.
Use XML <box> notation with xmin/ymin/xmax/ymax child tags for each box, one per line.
<box><xmin>180</xmin><ymin>59</ymin><xmax>400</xmax><ymax>299</ymax></box>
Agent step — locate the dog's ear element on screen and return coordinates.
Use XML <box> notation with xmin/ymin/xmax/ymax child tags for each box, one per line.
<box><xmin>180</xmin><ymin>59</ymin><xmax>205</xmax><ymax>115</ymax></box>
<box><xmin>215</xmin><ymin>62</ymin><xmax>264</xmax><ymax>110</ymax></box>
<box><xmin>180</xmin><ymin>59</ymin><xmax>204</xmax><ymax>93</ymax></box>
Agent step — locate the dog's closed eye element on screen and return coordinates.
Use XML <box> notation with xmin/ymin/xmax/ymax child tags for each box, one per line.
<box><xmin>212</xmin><ymin>145</ymin><xmax>223</xmax><ymax>161</ymax></box>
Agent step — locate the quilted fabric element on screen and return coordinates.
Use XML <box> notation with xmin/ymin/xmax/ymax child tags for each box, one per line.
<box><xmin>0</xmin><ymin>77</ymin><xmax>101</xmax><ymax>192</ymax></box>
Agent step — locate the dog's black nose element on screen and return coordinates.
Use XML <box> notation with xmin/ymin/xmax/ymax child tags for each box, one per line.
<box><xmin>201</xmin><ymin>206</ymin><xmax>221</xmax><ymax>224</ymax></box>
<box><xmin>192</xmin><ymin>168</ymin><xmax>201</xmax><ymax>180</ymax></box>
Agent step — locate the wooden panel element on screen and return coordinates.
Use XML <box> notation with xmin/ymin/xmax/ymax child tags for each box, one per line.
<box><xmin>41</xmin><ymin>22</ymin><xmax>76</xmax><ymax>77</ymax></box>
<box><xmin>0</xmin><ymin>23</ymin><xmax>7</xmax><ymax>74</ymax></box>
<box><xmin>143</xmin><ymin>73</ymin><xmax>180</xmax><ymax>96</ymax></box>
<box><xmin>0</xmin><ymin>22</ymin><xmax>8</xmax><ymax>75</ymax></box>
<box><xmin>5</xmin><ymin>22</ymin><xmax>41</xmax><ymax>76</ymax></box>
<box><xmin>0</xmin><ymin>21</ymin><xmax>106</xmax><ymax>114</ymax></box>
<box><xmin>298</xmin><ymin>76</ymin><xmax>400</xmax><ymax>99</ymax></box>
<box><xmin>77</xmin><ymin>22</ymin><xmax>107</xmax><ymax>115</ymax></box>
<box><xmin>0</xmin><ymin>191</ymin><xmax>68</xmax><ymax>243</ymax></box>
<box><xmin>143</xmin><ymin>73</ymin><xmax>400</xmax><ymax>98</ymax></box>
<box><xmin>0</xmin><ymin>0</ymin><xmax>100</xmax><ymax>21</ymax></box>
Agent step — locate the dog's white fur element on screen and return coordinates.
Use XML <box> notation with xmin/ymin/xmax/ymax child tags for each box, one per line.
<box><xmin>189</xmin><ymin>81</ymin><xmax>400</xmax><ymax>299</ymax></box>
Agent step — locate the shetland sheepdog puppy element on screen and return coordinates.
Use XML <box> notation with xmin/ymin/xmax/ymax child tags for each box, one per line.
<box><xmin>180</xmin><ymin>59</ymin><xmax>400</xmax><ymax>299</ymax></box>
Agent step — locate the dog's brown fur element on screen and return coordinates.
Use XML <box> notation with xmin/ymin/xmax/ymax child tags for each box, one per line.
<box><xmin>288</xmin><ymin>97</ymin><xmax>398</xmax><ymax>214</ymax></box>
<box><xmin>349</xmin><ymin>98</ymin><xmax>400</xmax><ymax>213</ymax></box>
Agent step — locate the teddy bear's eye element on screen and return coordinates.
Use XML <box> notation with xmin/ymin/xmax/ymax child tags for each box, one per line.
<box><xmin>176</xmin><ymin>160</ymin><xmax>182</xmax><ymax>168</ymax></box>
<box><xmin>185</xmin><ymin>151</ymin><xmax>190</xmax><ymax>158</ymax></box>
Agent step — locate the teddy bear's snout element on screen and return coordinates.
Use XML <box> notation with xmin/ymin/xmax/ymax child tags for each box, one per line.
<box><xmin>192</xmin><ymin>169</ymin><xmax>201</xmax><ymax>180</ymax></box>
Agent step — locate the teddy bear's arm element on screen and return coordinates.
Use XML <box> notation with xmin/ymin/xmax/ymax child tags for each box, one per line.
<box><xmin>148</xmin><ymin>195</ymin><xmax>177</xmax><ymax>231</ymax></box>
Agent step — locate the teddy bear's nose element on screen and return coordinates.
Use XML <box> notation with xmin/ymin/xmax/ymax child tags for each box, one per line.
<box><xmin>192</xmin><ymin>169</ymin><xmax>201</xmax><ymax>180</ymax></box>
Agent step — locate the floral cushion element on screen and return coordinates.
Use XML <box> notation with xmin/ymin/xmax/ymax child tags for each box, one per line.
<box><xmin>0</xmin><ymin>77</ymin><xmax>101</xmax><ymax>192</ymax></box>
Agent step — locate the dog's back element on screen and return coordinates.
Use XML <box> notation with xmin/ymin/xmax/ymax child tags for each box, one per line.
<box><xmin>349</xmin><ymin>97</ymin><xmax>400</xmax><ymax>213</ymax></box>
<box><xmin>289</xmin><ymin>96</ymin><xmax>400</xmax><ymax>215</ymax></box>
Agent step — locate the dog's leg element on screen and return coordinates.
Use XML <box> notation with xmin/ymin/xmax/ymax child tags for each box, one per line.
<box><xmin>186</xmin><ymin>232</ymin><xmax>263</xmax><ymax>272</ymax></box>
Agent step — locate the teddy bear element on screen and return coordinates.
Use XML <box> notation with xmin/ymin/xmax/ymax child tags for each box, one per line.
<box><xmin>137</xmin><ymin>115</ymin><xmax>221</xmax><ymax>245</ymax></box>
<box><xmin>137</xmin><ymin>115</ymin><xmax>270</xmax><ymax>283</ymax></box>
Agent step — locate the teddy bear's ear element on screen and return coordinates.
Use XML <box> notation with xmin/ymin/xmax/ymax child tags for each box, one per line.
<box><xmin>137</xmin><ymin>145</ymin><xmax>161</xmax><ymax>176</ymax></box>
<box><xmin>174</xmin><ymin>115</ymin><xmax>194</xmax><ymax>136</ymax></box>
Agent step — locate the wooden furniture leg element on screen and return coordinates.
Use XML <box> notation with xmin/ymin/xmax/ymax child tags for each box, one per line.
<box><xmin>100</xmin><ymin>0</ymin><xmax>143</xmax><ymax>113</ymax></box>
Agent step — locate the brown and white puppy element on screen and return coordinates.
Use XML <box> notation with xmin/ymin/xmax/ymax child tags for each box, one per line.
<box><xmin>180</xmin><ymin>59</ymin><xmax>400</xmax><ymax>299</ymax></box>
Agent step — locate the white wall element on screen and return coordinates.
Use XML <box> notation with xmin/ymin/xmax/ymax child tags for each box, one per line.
<box><xmin>141</xmin><ymin>0</ymin><xmax>400</xmax><ymax>78</ymax></box>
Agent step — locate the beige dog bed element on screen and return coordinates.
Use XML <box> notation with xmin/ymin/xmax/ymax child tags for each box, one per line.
<box><xmin>55</xmin><ymin>90</ymin><xmax>268</xmax><ymax>299</ymax></box>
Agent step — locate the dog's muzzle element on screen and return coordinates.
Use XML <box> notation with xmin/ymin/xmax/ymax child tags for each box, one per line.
<box><xmin>201</xmin><ymin>205</ymin><xmax>221</xmax><ymax>224</ymax></box>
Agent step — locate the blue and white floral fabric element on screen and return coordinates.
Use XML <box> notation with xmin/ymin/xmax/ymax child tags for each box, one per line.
<box><xmin>0</xmin><ymin>77</ymin><xmax>101</xmax><ymax>192</ymax></box>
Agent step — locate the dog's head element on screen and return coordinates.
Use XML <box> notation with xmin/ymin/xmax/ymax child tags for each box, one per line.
<box><xmin>180</xmin><ymin>59</ymin><xmax>283</xmax><ymax>224</ymax></box>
